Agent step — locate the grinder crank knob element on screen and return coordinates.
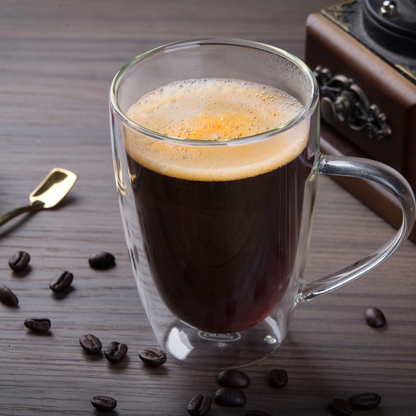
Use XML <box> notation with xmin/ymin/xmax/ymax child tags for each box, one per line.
<box><xmin>320</xmin><ymin>95</ymin><xmax>350</xmax><ymax>125</ymax></box>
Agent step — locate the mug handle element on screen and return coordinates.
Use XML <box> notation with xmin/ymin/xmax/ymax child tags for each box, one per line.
<box><xmin>296</xmin><ymin>154</ymin><xmax>416</xmax><ymax>302</ymax></box>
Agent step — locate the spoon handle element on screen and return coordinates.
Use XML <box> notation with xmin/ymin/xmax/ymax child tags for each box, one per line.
<box><xmin>0</xmin><ymin>201</ymin><xmax>45</xmax><ymax>227</ymax></box>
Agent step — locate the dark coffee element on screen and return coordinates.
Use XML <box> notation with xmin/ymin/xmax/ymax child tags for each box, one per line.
<box><xmin>125</xmin><ymin>78</ymin><xmax>311</xmax><ymax>333</ymax></box>
<box><xmin>127</xmin><ymin>149</ymin><xmax>310</xmax><ymax>333</ymax></box>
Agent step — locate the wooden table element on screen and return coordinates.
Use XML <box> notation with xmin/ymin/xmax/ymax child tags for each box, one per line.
<box><xmin>1</xmin><ymin>1</ymin><xmax>415</xmax><ymax>414</ymax></box>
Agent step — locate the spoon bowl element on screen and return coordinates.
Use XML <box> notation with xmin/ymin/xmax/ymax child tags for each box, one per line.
<box><xmin>29</xmin><ymin>168</ymin><xmax>77</xmax><ymax>208</ymax></box>
<box><xmin>0</xmin><ymin>168</ymin><xmax>77</xmax><ymax>227</ymax></box>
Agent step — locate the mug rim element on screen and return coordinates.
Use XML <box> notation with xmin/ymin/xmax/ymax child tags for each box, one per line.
<box><xmin>109</xmin><ymin>38</ymin><xmax>319</xmax><ymax>147</ymax></box>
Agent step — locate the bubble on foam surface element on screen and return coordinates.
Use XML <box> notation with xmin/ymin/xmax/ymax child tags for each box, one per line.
<box><xmin>124</xmin><ymin>78</ymin><xmax>309</xmax><ymax>181</ymax></box>
<box><xmin>127</xmin><ymin>79</ymin><xmax>301</xmax><ymax>141</ymax></box>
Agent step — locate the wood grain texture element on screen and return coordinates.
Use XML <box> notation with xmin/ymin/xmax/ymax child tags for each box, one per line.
<box><xmin>1</xmin><ymin>1</ymin><xmax>415</xmax><ymax>415</ymax></box>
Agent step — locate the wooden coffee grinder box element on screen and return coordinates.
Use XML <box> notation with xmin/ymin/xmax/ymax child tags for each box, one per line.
<box><xmin>305</xmin><ymin>0</ymin><xmax>416</xmax><ymax>242</ymax></box>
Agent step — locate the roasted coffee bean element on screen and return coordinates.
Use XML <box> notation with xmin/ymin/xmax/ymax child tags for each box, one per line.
<box><xmin>188</xmin><ymin>394</ymin><xmax>212</xmax><ymax>416</ymax></box>
<box><xmin>91</xmin><ymin>396</ymin><xmax>117</xmax><ymax>412</ymax></box>
<box><xmin>365</xmin><ymin>307</ymin><xmax>386</xmax><ymax>328</ymax></box>
<box><xmin>218</xmin><ymin>370</ymin><xmax>251</xmax><ymax>388</ymax></box>
<box><xmin>24</xmin><ymin>318</ymin><xmax>51</xmax><ymax>333</ymax></box>
<box><xmin>329</xmin><ymin>398</ymin><xmax>354</xmax><ymax>416</ymax></box>
<box><xmin>49</xmin><ymin>271</ymin><xmax>73</xmax><ymax>292</ymax></box>
<box><xmin>104</xmin><ymin>341</ymin><xmax>128</xmax><ymax>363</ymax></box>
<box><xmin>88</xmin><ymin>252</ymin><xmax>116</xmax><ymax>269</ymax></box>
<box><xmin>8</xmin><ymin>251</ymin><xmax>30</xmax><ymax>272</ymax></box>
<box><xmin>214</xmin><ymin>388</ymin><xmax>246</xmax><ymax>407</ymax></box>
<box><xmin>348</xmin><ymin>392</ymin><xmax>381</xmax><ymax>410</ymax></box>
<box><xmin>0</xmin><ymin>285</ymin><xmax>19</xmax><ymax>306</ymax></box>
<box><xmin>79</xmin><ymin>334</ymin><xmax>102</xmax><ymax>354</ymax></box>
<box><xmin>243</xmin><ymin>412</ymin><xmax>271</xmax><ymax>416</ymax></box>
<box><xmin>138</xmin><ymin>347</ymin><xmax>166</xmax><ymax>367</ymax></box>
<box><xmin>269</xmin><ymin>368</ymin><xmax>288</xmax><ymax>388</ymax></box>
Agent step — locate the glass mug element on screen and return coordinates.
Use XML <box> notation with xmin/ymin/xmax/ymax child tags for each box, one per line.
<box><xmin>109</xmin><ymin>39</ymin><xmax>415</xmax><ymax>369</ymax></box>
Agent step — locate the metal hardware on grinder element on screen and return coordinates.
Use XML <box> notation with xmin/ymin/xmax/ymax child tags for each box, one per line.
<box><xmin>315</xmin><ymin>66</ymin><xmax>392</xmax><ymax>140</ymax></box>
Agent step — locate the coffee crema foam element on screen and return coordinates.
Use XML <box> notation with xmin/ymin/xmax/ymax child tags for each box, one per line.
<box><xmin>124</xmin><ymin>78</ymin><xmax>309</xmax><ymax>181</ymax></box>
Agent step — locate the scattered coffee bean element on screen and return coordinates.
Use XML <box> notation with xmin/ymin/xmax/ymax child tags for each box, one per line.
<box><xmin>24</xmin><ymin>318</ymin><xmax>51</xmax><ymax>333</ymax></box>
<box><xmin>138</xmin><ymin>347</ymin><xmax>166</xmax><ymax>367</ymax></box>
<box><xmin>269</xmin><ymin>368</ymin><xmax>288</xmax><ymax>388</ymax></box>
<box><xmin>79</xmin><ymin>334</ymin><xmax>102</xmax><ymax>354</ymax></box>
<box><xmin>91</xmin><ymin>395</ymin><xmax>117</xmax><ymax>412</ymax></box>
<box><xmin>365</xmin><ymin>307</ymin><xmax>386</xmax><ymax>328</ymax></box>
<box><xmin>188</xmin><ymin>394</ymin><xmax>212</xmax><ymax>416</ymax></box>
<box><xmin>214</xmin><ymin>388</ymin><xmax>246</xmax><ymax>407</ymax></box>
<box><xmin>218</xmin><ymin>370</ymin><xmax>250</xmax><ymax>389</ymax></box>
<box><xmin>0</xmin><ymin>285</ymin><xmax>19</xmax><ymax>306</ymax></box>
<box><xmin>329</xmin><ymin>398</ymin><xmax>354</xmax><ymax>416</ymax></box>
<box><xmin>243</xmin><ymin>412</ymin><xmax>271</xmax><ymax>416</ymax></box>
<box><xmin>104</xmin><ymin>341</ymin><xmax>128</xmax><ymax>363</ymax></box>
<box><xmin>49</xmin><ymin>271</ymin><xmax>73</xmax><ymax>292</ymax></box>
<box><xmin>8</xmin><ymin>251</ymin><xmax>30</xmax><ymax>272</ymax></box>
<box><xmin>348</xmin><ymin>392</ymin><xmax>381</xmax><ymax>410</ymax></box>
<box><xmin>88</xmin><ymin>252</ymin><xmax>116</xmax><ymax>269</ymax></box>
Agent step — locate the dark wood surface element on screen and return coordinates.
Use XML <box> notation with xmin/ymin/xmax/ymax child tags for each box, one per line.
<box><xmin>1</xmin><ymin>1</ymin><xmax>415</xmax><ymax>415</ymax></box>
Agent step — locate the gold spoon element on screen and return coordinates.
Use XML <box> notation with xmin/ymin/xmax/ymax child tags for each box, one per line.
<box><xmin>0</xmin><ymin>168</ymin><xmax>77</xmax><ymax>227</ymax></box>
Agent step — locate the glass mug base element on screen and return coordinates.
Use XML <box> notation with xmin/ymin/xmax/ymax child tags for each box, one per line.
<box><xmin>163</xmin><ymin>317</ymin><xmax>284</xmax><ymax>370</ymax></box>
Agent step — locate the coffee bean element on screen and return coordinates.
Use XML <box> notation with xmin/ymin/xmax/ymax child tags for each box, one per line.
<box><xmin>365</xmin><ymin>307</ymin><xmax>386</xmax><ymax>328</ymax></box>
<box><xmin>269</xmin><ymin>368</ymin><xmax>288</xmax><ymax>388</ymax></box>
<box><xmin>214</xmin><ymin>388</ymin><xmax>246</xmax><ymax>407</ymax></box>
<box><xmin>79</xmin><ymin>334</ymin><xmax>102</xmax><ymax>354</ymax></box>
<box><xmin>138</xmin><ymin>347</ymin><xmax>166</xmax><ymax>367</ymax></box>
<box><xmin>329</xmin><ymin>398</ymin><xmax>354</xmax><ymax>416</ymax></box>
<box><xmin>243</xmin><ymin>412</ymin><xmax>271</xmax><ymax>416</ymax></box>
<box><xmin>88</xmin><ymin>252</ymin><xmax>116</xmax><ymax>269</ymax></box>
<box><xmin>0</xmin><ymin>285</ymin><xmax>19</xmax><ymax>306</ymax></box>
<box><xmin>49</xmin><ymin>271</ymin><xmax>73</xmax><ymax>292</ymax></box>
<box><xmin>218</xmin><ymin>370</ymin><xmax>250</xmax><ymax>389</ymax></box>
<box><xmin>188</xmin><ymin>394</ymin><xmax>212</xmax><ymax>416</ymax></box>
<box><xmin>91</xmin><ymin>396</ymin><xmax>117</xmax><ymax>412</ymax></box>
<box><xmin>24</xmin><ymin>318</ymin><xmax>51</xmax><ymax>333</ymax></box>
<box><xmin>348</xmin><ymin>392</ymin><xmax>381</xmax><ymax>410</ymax></box>
<box><xmin>8</xmin><ymin>251</ymin><xmax>30</xmax><ymax>272</ymax></box>
<box><xmin>104</xmin><ymin>341</ymin><xmax>128</xmax><ymax>363</ymax></box>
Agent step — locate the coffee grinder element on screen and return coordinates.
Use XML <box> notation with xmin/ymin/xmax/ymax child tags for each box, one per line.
<box><xmin>305</xmin><ymin>0</ymin><xmax>416</xmax><ymax>241</ymax></box>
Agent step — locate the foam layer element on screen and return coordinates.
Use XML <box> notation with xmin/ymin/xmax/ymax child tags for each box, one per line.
<box><xmin>124</xmin><ymin>78</ymin><xmax>309</xmax><ymax>181</ymax></box>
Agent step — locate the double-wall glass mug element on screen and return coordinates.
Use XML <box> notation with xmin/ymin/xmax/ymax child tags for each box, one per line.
<box><xmin>109</xmin><ymin>39</ymin><xmax>415</xmax><ymax>370</ymax></box>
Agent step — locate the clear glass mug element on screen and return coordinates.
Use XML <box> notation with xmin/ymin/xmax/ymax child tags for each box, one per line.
<box><xmin>109</xmin><ymin>39</ymin><xmax>415</xmax><ymax>370</ymax></box>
